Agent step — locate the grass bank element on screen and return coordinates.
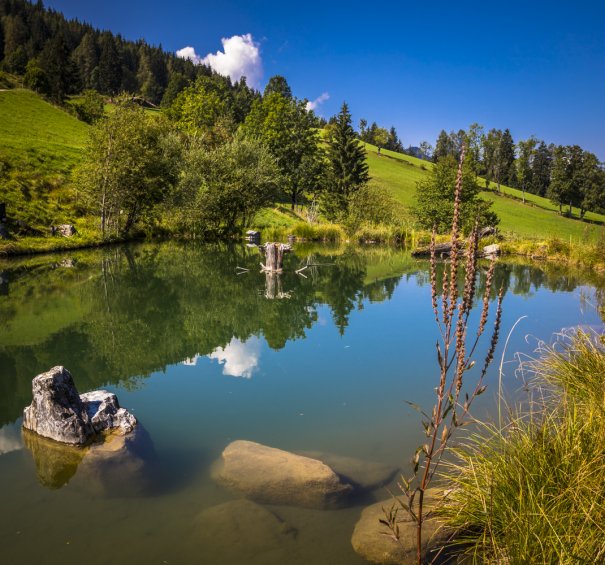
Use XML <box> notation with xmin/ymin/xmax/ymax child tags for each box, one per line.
<box><xmin>439</xmin><ymin>330</ymin><xmax>605</xmax><ymax>562</ymax></box>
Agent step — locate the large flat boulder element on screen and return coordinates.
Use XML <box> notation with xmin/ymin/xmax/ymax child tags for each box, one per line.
<box><xmin>213</xmin><ymin>440</ymin><xmax>353</xmax><ymax>509</ymax></box>
<box><xmin>191</xmin><ymin>499</ymin><xmax>296</xmax><ymax>564</ymax></box>
<box><xmin>351</xmin><ymin>490</ymin><xmax>448</xmax><ymax>564</ymax></box>
<box><xmin>22</xmin><ymin>367</ymin><xmax>137</xmax><ymax>446</ymax></box>
<box><xmin>23</xmin><ymin>366</ymin><xmax>95</xmax><ymax>445</ymax></box>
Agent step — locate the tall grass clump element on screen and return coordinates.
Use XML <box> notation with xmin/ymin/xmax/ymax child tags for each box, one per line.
<box><xmin>439</xmin><ymin>330</ymin><xmax>605</xmax><ymax>563</ymax></box>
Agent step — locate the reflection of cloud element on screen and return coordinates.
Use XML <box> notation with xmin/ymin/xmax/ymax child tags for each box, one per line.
<box><xmin>182</xmin><ymin>355</ymin><xmax>200</xmax><ymax>366</ymax></box>
<box><xmin>0</xmin><ymin>424</ymin><xmax>23</xmax><ymax>455</ymax></box>
<box><xmin>208</xmin><ymin>337</ymin><xmax>261</xmax><ymax>378</ymax></box>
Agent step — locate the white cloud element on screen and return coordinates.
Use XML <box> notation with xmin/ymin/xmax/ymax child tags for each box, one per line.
<box><xmin>0</xmin><ymin>424</ymin><xmax>23</xmax><ymax>456</ymax></box>
<box><xmin>177</xmin><ymin>34</ymin><xmax>263</xmax><ymax>88</ymax></box>
<box><xmin>306</xmin><ymin>92</ymin><xmax>330</xmax><ymax>112</ymax></box>
<box><xmin>208</xmin><ymin>336</ymin><xmax>262</xmax><ymax>378</ymax></box>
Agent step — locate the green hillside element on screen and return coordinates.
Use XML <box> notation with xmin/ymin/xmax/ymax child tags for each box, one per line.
<box><xmin>362</xmin><ymin>142</ymin><xmax>605</xmax><ymax>242</ymax></box>
<box><xmin>0</xmin><ymin>89</ymin><xmax>89</xmax><ymax>229</ymax></box>
<box><xmin>0</xmin><ymin>88</ymin><xmax>603</xmax><ymax>247</ymax></box>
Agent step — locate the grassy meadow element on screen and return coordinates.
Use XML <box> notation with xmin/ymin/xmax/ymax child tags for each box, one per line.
<box><xmin>1</xmin><ymin>87</ymin><xmax>604</xmax><ymax>256</ymax></box>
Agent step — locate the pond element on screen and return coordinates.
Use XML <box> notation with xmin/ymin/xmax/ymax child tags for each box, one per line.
<box><xmin>0</xmin><ymin>242</ymin><xmax>603</xmax><ymax>565</ymax></box>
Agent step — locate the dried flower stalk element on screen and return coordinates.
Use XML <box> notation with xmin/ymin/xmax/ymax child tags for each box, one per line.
<box><xmin>383</xmin><ymin>147</ymin><xmax>504</xmax><ymax>564</ymax></box>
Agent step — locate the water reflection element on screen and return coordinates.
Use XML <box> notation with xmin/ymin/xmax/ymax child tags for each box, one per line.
<box><xmin>0</xmin><ymin>423</ymin><xmax>23</xmax><ymax>455</ymax></box>
<box><xmin>0</xmin><ymin>242</ymin><xmax>603</xmax><ymax>428</ymax></box>
<box><xmin>208</xmin><ymin>336</ymin><xmax>262</xmax><ymax>378</ymax></box>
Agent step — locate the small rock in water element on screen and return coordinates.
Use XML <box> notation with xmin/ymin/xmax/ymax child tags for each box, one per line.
<box><xmin>22</xmin><ymin>366</ymin><xmax>137</xmax><ymax>446</ymax></box>
<box><xmin>80</xmin><ymin>390</ymin><xmax>137</xmax><ymax>435</ymax></box>
<box><xmin>212</xmin><ymin>440</ymin><xmax>353</xmax><ymax>509</ymax></box>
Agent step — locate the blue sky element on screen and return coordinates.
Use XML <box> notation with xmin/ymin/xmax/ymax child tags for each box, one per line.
<box><xmin>45</xmin><ymin>0</ymin><xmax>605</xmax><ymax>158</ymax></box>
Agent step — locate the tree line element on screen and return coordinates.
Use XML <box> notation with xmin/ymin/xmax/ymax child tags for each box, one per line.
<box><xmin>431</xmin><ymin>126</ymin><xmax>605</xmax><ymax>217</ymax></box>
<box><xmin>76</xmin><ymin>74</ymin><xmax>373</xmax><ymax>238</ymax></box>
<box><xmin>0</xmin><ymin>0</ymin><xmax>253</xmax><ymax>105</ymax></box>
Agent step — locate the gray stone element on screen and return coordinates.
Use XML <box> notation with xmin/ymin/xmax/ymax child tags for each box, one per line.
<box><xmin>191</xmin><ymin>499</ymin><xmax>296</xmax><ymax>564</ymax></box>
<box><xmin>80</xmin><ymin>390</ymin><xmax>137</xmax><ymax>435</ymax></box>
<box><xmin>351</xmin><ymin>490</ymin><xmax>448</xmax><ymax>564</ymax></box>
<box><xmin>213</xmin><ymin>440</ymin><xmax>353</xmax><ymax>509</ymax></box>
<box><xmin>481</xmin><ymin>243</ymin><xmax>500</xmax><ymax>258</ymax></box>
<box><xmin>298</xmin><ymin>450</ymin><xmax>398</xmax><ymax>491</ymax></box>
<box><xmin>22</xmin><ymin>367</ymin><xmax>137</xmax><ymax>446</ymax></box>
<box><xmin>55</xmin><ymin>224</ymin><xmax>76</xmax><ymax>237</ymax></box>
<box><xmin>23</xmin><ymin>366</ymin><xmax>95</xmax><ymax>445</ymax></box>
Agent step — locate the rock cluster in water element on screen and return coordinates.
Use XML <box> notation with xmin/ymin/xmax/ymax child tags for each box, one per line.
<box><xmin>22</xmin><ymin>366</ymin><xmax>136</xmax><ymax>445</ymax></box>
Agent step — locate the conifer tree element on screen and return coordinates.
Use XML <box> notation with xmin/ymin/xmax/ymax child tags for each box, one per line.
<box><xmin>323</xmin><ymin>102</ymin><xmax>370</xmax><ymax>219</ymax></box>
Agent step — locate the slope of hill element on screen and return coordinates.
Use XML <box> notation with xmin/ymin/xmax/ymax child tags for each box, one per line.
<box><xmin>0</xmin><ymin>89</ymin><xmax>89</xmax><ymax>229</ymax></box>
<box><xmin>362</xmin><ymin>142</ymin><xmax>605</xmax><ymax>242</ymax></box>
<box><xmin>1</xmin><ymin>88</ymin><xmax>603</xmax><ymax>248</ymax></box>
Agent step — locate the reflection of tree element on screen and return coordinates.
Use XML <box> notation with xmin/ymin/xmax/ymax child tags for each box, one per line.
<box><xmin>1</xmin><ymin>244</ymin><xmax>604</xmax><ymax>426</ymax></box>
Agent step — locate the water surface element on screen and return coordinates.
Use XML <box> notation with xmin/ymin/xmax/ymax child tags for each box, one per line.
<box><xmin>0</xmin><ymin>243</ymin><xmax>602</xmax><ymax>564</ymax></box>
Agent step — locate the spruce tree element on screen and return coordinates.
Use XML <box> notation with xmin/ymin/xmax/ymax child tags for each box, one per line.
<box><xmin>323</xmin><ymin>102</ymin><xmax>370</xmax><ymax>219</ymax></box>
<box><xmin>433</xmin><ymin>130</ymin><xmax>453</xmax><ymax>162</ymax></box>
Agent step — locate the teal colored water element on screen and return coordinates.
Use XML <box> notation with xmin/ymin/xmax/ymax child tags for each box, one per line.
<box><xmin>0</xmin><ymin>243</ymin><xmax>603</xmax><ymax>564</ymax></box>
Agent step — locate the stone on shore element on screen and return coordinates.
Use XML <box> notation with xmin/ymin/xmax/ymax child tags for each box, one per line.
<box><xmin>191</xmin><ymin>499</ymin><xmax>296</xmax><ymax>564</ymax></box>
<box><xmin>212</xmin><ymin>440</ymin><xmax>353</xmax><ymax>509</ymax></box>
<box><xmin>351</xmin><ymin>489</ymin><xmax>448</xmax><ymax>564</ymax></box>
<box><xmin>22</xmin><ymin>366</ymin><xmax>137</xmax><ymax>446</ymax></box>
<box><xmin>481</xmin><ymin>243</ymin><xmax>501</xmax><ymax>258</ymax></box>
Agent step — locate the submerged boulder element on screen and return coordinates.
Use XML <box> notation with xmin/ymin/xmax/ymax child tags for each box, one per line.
<box><xmin>213</xmin><ymin>440</ymin><xmax>353</xmax><ymax>509</ymax></box>
<box><xmin>22</xmin><ymin>367</ymin><xmax>137</xmax><ymax>446</ymax></box>
<box><xmin>298</xmin><ymin>450</ymin><xmax>398</xmax><ymax>491</ymax></box>
<box><xmin>23</xmin><ymin>366</ymin><xmax>95</xmax><ymax>445</ymax></box>
<box><xmin>351</xmin><ymin>489</ymin><xmax>448</xmax><ymax>564</ymax></box>
<box><xmin>191</xmin><ymin>499</ymin><xmax>296</xmax><ymax>563</ymax></box>
<box><xmin>75</xmin><ymin>425</ymin><xmax>155</xmax><ymax>497</ymax></box>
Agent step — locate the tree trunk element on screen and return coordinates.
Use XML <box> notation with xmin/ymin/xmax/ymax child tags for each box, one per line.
<box><xmin>261</xmin><ymin>242</ymin><xmax>291</xmax><ymax>272</ymax></box>
<box><xmin>0</xmin><ymin>203</ymin><xmax>8</xmax><ymax>239</ymax></box>
<box><xmin>0</xmin><ymin>271</ymin><xmax>8</xmax><ymax>296</ymax></box>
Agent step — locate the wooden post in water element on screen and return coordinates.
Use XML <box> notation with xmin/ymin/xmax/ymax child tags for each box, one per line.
<box><xmin>260</xmin><ymin>242</ymin><xmax>291</xmax><ymax>272</ymax></box>
<box><xmin>0</xmin><ymin>203</ymin><xmax>8</xmax><ymax>239</ymax></box>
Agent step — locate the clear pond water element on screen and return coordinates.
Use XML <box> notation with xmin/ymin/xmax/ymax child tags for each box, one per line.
<box><xmin>0</xmin><ymin>242</ymin><xmax>603</xmax><ymax>565</ymax></box>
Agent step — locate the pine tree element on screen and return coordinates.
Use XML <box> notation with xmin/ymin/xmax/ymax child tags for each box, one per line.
<box><xmin>97</xmin><ymin>33</ymin><xmax>122</xmax><ymax>95</ymax></box>
<box><xmin>72</xmin><ymin>31</ymin><xmax>99</xmax><ymax>90</ymax></box>
<box><xmin>499</xmin><ymin>128</ymin><xmax>516</xmax><ymax>186</ymax></box>
<box><xmin>263</xmin><ymin>75</ymin><xmax>292</xmax><ymax>99</ymax></box>
<box><xmin>323</xmin><ymin>102</ymin><xmax>370</xmax><ymax>219</ymax></box>
<box><xmin>531</xmin><ymin>141</ymin><xmax>553</xmax><ymax>196</ymax></box>
<box><xmin>433</xmin><ymin>130</ymin><xmax>453</xmax><ymax>162</ymax></box>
